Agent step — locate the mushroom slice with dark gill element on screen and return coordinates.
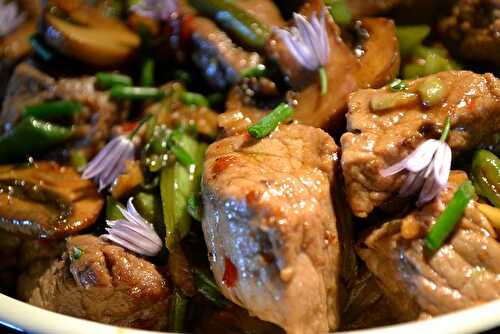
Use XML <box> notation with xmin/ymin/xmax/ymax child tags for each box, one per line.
<box><xmin>42</xmin><ymin>0</ymin><xmax>140</xmax><ymax>67</ymax></box>
<box><xmin>0</xmin><ymin>161</ymin><xmax>103</xmax><ymax>239</ymax></box>
<box><xmin>267</xmin><ymin>0</ymin><xmax>400</xmax><ymax>131</ymax></box>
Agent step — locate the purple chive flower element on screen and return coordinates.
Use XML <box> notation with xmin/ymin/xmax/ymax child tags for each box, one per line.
<box><xmin>82</xmin><ymin>136</ymin><xmax>135</xmax><ymax>191</ymax></box>
<box><xmin>102</xmin><ymin>198</ymin><xmax>162</xmax><ymax>257</ymax></box>
<box><xmin>131</xmin><ymin>0</ymin><xmax>177</xmax><ymax>21</ymax></box>
<box><xmin>0</xmin><ymin>0</ymin><xmax>26</xmax><ymax>37</ymax></box>
<box><xmin>275</xmin><ymin>11</ymin><xmax>330</xmax><ymax>95</ymax></box>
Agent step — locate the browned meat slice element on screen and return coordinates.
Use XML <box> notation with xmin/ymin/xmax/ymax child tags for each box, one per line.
<box><xmin>28</xmin><ymin>235</ymin><xmax>170</xmax><ymax>330</ymax></box>
<box><xmin>357</xmin><ymin>171</ymin><xmax>500</xmax><ymax>320</ymax></box>
<box><xmin>439</xmin><ymin>0</ymin><xmax>500</xmax><ymax>66</ymax></box>
<box><xmin>190</xmin><ymin>17</ymin><xmax>261</xmax><ymax>90</ymax></box>
<box><xmin>202</xmin><ymin>124</ymin><xmax>340</xmax><ymax>334</ymax></box>
<box><xmin>1</xmin><ymin>63</ymin><xmax>124</xmax><ymax>155</ymax></box>
<box><xmin>341</xmin><ymin>71</ymin><xmax>500</xmax><ymax>217</ymax></box>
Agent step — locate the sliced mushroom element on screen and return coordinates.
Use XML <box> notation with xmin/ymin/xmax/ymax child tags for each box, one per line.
<box><xmin>0</xmin><ymin>161</ymin><xmax>103</xmax><ymax>239</ymax></box>
<box><xmin>269</xmin><ymin>0</ymin><xmax>400</xmax><ymax>131</ymax></box>
<box><xmin>354</xmin><ymin>18</ymin><xmax>400</xmax><ymax>89</ymax></box>
<box><xmin>42</xmin><ymin>1</ymin><xmax>140</xmax><ymax>67</ymax></box>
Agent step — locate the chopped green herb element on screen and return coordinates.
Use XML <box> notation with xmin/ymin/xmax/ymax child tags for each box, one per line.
<box><xmin>426</xmin><ymin>181</ymin><xmax>475</xmax><ymax>251</ymax></box>
<box><xmin>389</xmin><ymin>79</ymin><xmax>408</xmax><ymax>92</ymax></box>
<box><xmin>73</xmin><ymin>247</ymin><xmax>83</xmax><ymax>260</ymax></box>
<box><xmin>248</xmin><ymin>103</ymin><xmax>294</xmax><ymax>139</ymax></box>
<box><xmin>187</xmin><ymin>194</ymin><xmax>202</xmax><ymax>222</ymax></box>
<box><xmin>325</xmin><ymin>0</ymin><xmax>352</xmax><ymax>26</ymax></box>
<box><xmin>96</xmin><ymin>72</ymin><xmax>133</xmax><ymax>89</ymax></box>
<box><xmin>194</xmin><ymin>269</ymin><xmax>229</xmax><ymax>308</ymax></box>
<box><xmin>170</xmin><ymin>144</ymin><xmax>195</xmax><ymax>168</ymax></box>
<box><xmin>110</xmin><ymin>86</ymin><xmax>165</xmax><ymax>101</ymax></box>
<box><xmin>140</xmin><ymin>57</ymin><xmax>155</xmax><ymax>87</ymax></box>
<box><xmin>180</xmin><ymin>91</ymin><xmax>209</xmax><ymax>107</ymax></box>
<box><xmin>240</xmin><ymin>64</ymin><xmax>266</xmax><ymax>78</ymax></box>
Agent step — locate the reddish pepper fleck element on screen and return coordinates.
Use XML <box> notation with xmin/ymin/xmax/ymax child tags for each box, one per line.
<box><xmin>121</xmin><ymin>121</ymin><xmax>138</xmax><ymax>133</ymax></box>
<box><xmin>212</xmin><ymin>155</ymin><xmax>238</xmax><ymax>175</ymax></box>
<box><xmin>222</xmin><ymin>257</ymin><xmax>238</xmax><ymax>288</ymax></box>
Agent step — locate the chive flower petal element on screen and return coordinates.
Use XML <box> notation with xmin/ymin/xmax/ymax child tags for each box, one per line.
<box><xmin>0</xmin><ymin>0</ymin><xmax>26</xmax><ymax>37</ymax></box>
<box><xmin>82</xmin><ymin>136</ymin><xmax>135</xmax><ymax>191</ymax></box>
<box><xmin>131</xmin><ymin>0</ymin><xmax>177</xmax><ymax>21</ymax></box>
<box><xmin>102</xmin><ymin>198</ymin><xmax>162</xmax><ymax>256</ymax></box>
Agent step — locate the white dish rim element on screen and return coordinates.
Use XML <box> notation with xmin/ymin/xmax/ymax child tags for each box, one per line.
<box><xmin>1</xmin><ymin>293</ymin><xmax>500</xmax><ymax>334</ymax></box>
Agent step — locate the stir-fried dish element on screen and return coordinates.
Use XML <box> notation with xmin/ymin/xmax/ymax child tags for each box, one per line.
<box><xmin>0</xmin><ymin>0</ymin><xmax>499</xmax><ymax>333</ymax></box>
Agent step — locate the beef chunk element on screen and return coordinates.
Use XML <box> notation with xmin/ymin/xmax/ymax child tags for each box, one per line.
<box><xmin>28</xmin><ymin>235</ymin><xmax>169</xmax><ymax>330</ymax></box>
<box><xmin>358</xmin><ymin>171</ymin><xmax>500</xmax><ymax>320</ymax></box>
<box><xmin>439</xmin><ymin>0</ymin><xmax>500</xmax><ymax>66</ymax></box>
<box><xmin>202</xmin><ymin>124</ymin><xmax>340</xmax><ymax>333</ymax></box>
<box><xmin>341</xmin><ymin>71</ymin><xmax>500</xmax><ymax>217</ymax></box>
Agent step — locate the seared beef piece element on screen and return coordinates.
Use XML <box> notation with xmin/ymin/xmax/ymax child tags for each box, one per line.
<box><xmin>341</xmin><ymin>71</ymin><xmax>500</xmax><ymax>218</ymax></box>
<box><xmin>202</xmin><ymin>124</ymin><xmax>340</xmax><ymax>334</ymax></box>
<box><xmin>190</xmin><ymin>17</ymin><xmax>261</xmax><ymax>90</ymax></box>
<box><xmin>358</xmin><ymin>171</ymin><xmax>500</xmax><ymax>320</ymax></box>
<box><xmin>28</xmin><ymin>235</ymin><xmax>170</xmax><ymax>330</ymax></box>
<box><xmin>439</xmin><ymin>0</ymin><xmax>500</xmax><ymax>66</ymax></box>
<box><xmin>1</xmin><ymin>63</ymin><xmax>124</xmax><ymax>155</ymax></box>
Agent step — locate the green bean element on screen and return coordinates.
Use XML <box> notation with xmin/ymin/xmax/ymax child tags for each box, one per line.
<box><xmin>248</xmin><ymin>103</ymin><xmax>294</xmax><ymax>139</ymax></box>
<box><xmin>187</xmin><ymin>194</ymin><xmax>202</xmax><ymax>222</ymax></box>
<box><xmin>180</xmin><ymin>91</ymin><xmax>209</xmax><ymax>107</ymax></box>
<box><xmin>471</xmin><ymin>150</ymin><xmax>500</xmax><ymax>207</ymax></box>
<box><xmin>133</xmin><ymin>192</ymin><xmax>162</xmax><ymax>224</ymax></box>
<box><xmin>188</xmin><ymin>0</ymin><xmax>271</xmax><ymax>50</ymax></box>
<box><xmin>96</xmin><ymin>72</ymin><xmax>133</xmax><ymax>89</ymax></box>
<box><xmin>22</xmin><ymin>100</ymin><xmax>81</xmax><ymax>121</ymax></box>
<box><xmin>140</xmin><ymin>57</ymin><xmax>155</xmax><ymax>87</ymax></box>
<box><xmin>325</xmin><ymin>0</ymin><xmax>352</xmax><ymax>27</ymax></box>
<box><xmin>0</xmin><ymin>117</ymin><xmax>71</xmax><ymax>163</ymax></box>
<box><xmin>194</xmin><ymin>269</ymin><xmax>229</xmax><ymax>308</ymax></box>
<box><xmin>110</xmin><ymin>86</ymin><xmax>165</xmax><ymax>101</ymax></box>
<box><xmin>426</xmin><ymin>181</ymin><xmax>475</xmax><ymax>250</ymax></box>
<box><xmin>169</xmin><ymin>291</ymin><xmax>189</xmax><ymax>332</ymax></box>
<box><xmin>396</xmin><ymin>25</ymin><xmax>431</xmax><ymax>57</ymax></box>
<box><xmin>418</xmin><ymin>76</ymin><xmax>446</xmax><ymax>107</ymax></box>
<box><xmin>160</xmin><ymin>133</ymin><xmax>206</xmax><ymax>249</ymax></box>
<box><xmin>240</xmin><ymin>64</ymin><xmax>266</xmax><ymax>78</ymax></box>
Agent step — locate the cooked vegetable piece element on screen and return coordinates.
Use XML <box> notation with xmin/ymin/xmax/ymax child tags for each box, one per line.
<box><xmin>0</xmin><ymin>162</ymin><xmax>103</xmax><ymax>238</ymax></box>
<box><xmin>477</xmin><ymin>203</ymin><xmax>500</xmax><ymax>228</ymax></box>
<box><xmin>325</xmin><ymin>0</ymin><xmax>352</xmax><ymax>26</ymax></box>
<box><xmin>370</xmin><ymin>92</ymin><xmax>419</xmax><ymax>111</ymax></box>
<box><xmin>248</xmin><ymin>103</ymin><xmax>293</xmax><ymax>139</ymax></box>
<box><xmin>110</xmin><ymin>86</ymin><xmax>165</xmax><ymax>100</ymax></box>
<box><xmin>169</xmin><ymin>290</ymin><xmax>189</xmax><ymax>332</ymax></box>
<box><xmin>426</xmin><ymin>181</ymin><xmax>475</xmax><ymax>250</ymax></box>
<box><xmin>396</xmin><ymin>25</ymin><xmax>431</xmax><ymax>57</ymax></box>
<box><xmin>96</xmin><ymin>72</ymin><xmax>133</xmax><ymax>89</ymax></box>
<box><xmin>69</xmin><ymin>149</ymin><xmax>87</xmax><ymax>171</ymax></box>
<box><xmin>240</xmin><ymin>64</ymin><xmax>266</xmax><ymax>78</ymax></box>
<box><xmin>106</xmin><ymin>196</ymin><xmax>125</xmax><ymax>221</ymax></box>
<box><xmin>0</xmin><ymin>117</ymin><xmax>71</xmax><ymax>163</ymax></box>
<box><xmin>140</xmin><ymin>57</ymin><xmax>155</xmax><ymax>87</ymax></box>
<box><xmin>180</xmin><ymin>92</ymin><xmax>209</xmax><ymax>107</ymax></box>
<box><xmin>187</xmin><ymin>194</ymin><xmax>202</xmax><ymax>222</ymax></box>
<box><xmin>194</xmin><ymin>269</ymin><xmax>229</xmax><ymax>308</ymax></box>
<box><xmin>43</xmin><ymin>5</ymin><xmax>140</xmax><ymax>67</ymax></box>
<box><xmin>188</xmin><ymin>0</ymin><xmax>271</xmax><ymax>50</ymax></box>
<box><xmin>417</xmin><ymin>76</ymin><xmax>446</xmax><ymax>107</ymax></box>
<box><xmin>133</xmin><ymin>192</ymin><xmax>162</xmax><ymax>225</ymax></box>
<box><xmin>389</xmin><ymin>79</ymin><xmax>408</xmax><ymax>91</ymax></box>
<box><xmin>160</xmin><ymin>133</ymin><xmax>206</xmax><ymax>249</ymax></box>
<box><xmin>22</xmin><ymin>100</ymin><xmax>81</xmax><ymax>121</ymax></box>
<box><xmin>471</xmin><ymin>150</ymin><xmax>500</xmax><ymax>207</ymax></box>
